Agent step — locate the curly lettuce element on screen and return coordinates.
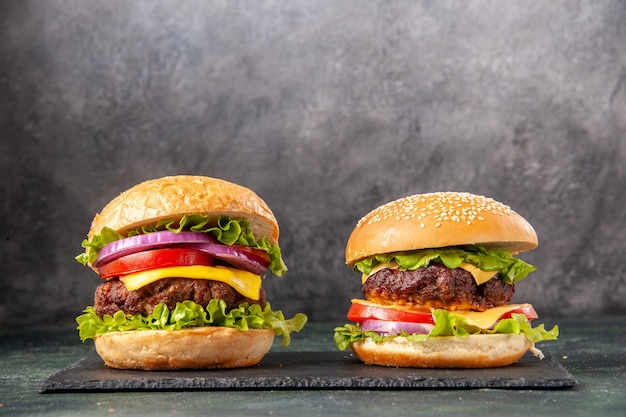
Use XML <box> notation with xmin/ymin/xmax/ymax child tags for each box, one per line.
<box><xmin>334</xmin><ymin>311</ymin><xmax>558</xmax><ymax>351</ymax></box>
<box><xmin>354</xmin><ymin>245</ymin><xmax>536</xmax><ymax>284</ymax></box>
<box><xmin>76</xmin><ymin>215</ymin><xmax>288</xmax><ymax>276</ymax></box>
<box><xmin>77</xmin><ymin>299</ymin><xmax>308</xmax><ymax>346</ymax></box>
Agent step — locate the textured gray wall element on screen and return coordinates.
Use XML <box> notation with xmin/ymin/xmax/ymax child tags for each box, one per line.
<box><xmin>2</xmin><ymin>0</ymin><xmax>625</xmax><ymax>328</ymax></box>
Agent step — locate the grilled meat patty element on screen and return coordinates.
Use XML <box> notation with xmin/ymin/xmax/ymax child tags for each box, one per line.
<box><xmin>94</xmin><ymin>278</ymin><xmax>266</xmax><ymax>317</ymax></box>
<box><xmin>362</xmin><ymin>263</ymin><xmax>514</xmax><ymax>311</ymax></box>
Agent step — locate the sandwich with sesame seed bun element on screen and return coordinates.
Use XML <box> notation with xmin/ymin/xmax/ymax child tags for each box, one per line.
<box><xmin>334</xmin><ymin>192</ymin><xmax>558</xmax><ymax>368</ymax></box>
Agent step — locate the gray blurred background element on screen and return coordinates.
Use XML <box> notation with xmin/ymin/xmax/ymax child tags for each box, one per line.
<box><xmin>2</xmin><ymin>0</ymin><xmax>625</xmax><ymax>329</ymax></box>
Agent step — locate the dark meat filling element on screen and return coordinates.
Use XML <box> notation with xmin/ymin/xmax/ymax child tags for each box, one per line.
<box><xmin>362</xmin><ymin>263</ymin><xmax>514</xmax><ymax>311</ymax></box>
<box><xmin>94</xmin><ymin>278</ymin><xmax>266</xmax><ymax>318</ymax></box>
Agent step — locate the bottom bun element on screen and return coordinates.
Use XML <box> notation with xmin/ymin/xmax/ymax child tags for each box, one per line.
<box><xmin>94</xmin><ymin>327</ymin><xmax>275</xmax><ymax>370</ymax></box>
<box><xmin>350</xmin><ymin>334</ymin><xmax>532</xmax><ymax>368</ymax></box>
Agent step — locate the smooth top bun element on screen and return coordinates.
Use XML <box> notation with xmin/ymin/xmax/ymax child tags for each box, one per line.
<box><xmin>346</xmin><ymin>192</ymin><xmax>537</xmax><ymax>265</ymax></box>
<box><xmin>88</xmin><ymin>175</ymin><xmax>279</xmax><ymax>243</ymax></box>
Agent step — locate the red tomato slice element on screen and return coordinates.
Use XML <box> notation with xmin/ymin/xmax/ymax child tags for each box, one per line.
<box><xmin>97</xmin><ymin>248</ymin><xmax>215</xmax><ymax>279</ymax></box>
<box><xmin>347</xmin><ymin>300</ymin><xmax>538</xmax><ymax>327</ymax></box>
<box><xmin>347</xmin><ymin>301</ymin><xmax>436</xmax><ymax>325</ymax></box>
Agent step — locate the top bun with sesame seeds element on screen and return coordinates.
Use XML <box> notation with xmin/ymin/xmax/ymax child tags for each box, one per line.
<box><xmin>345</xmin><ymin>192</ymin><xmax>537</xmax><ymax>265</ymax></box>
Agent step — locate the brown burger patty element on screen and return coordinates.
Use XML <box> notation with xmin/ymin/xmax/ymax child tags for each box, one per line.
<box><xmin>362</xmin><ymin>263</ymin><xmax>514</xmax><ymax>311</ymax></box>
<box><xmin>94</xmin><ymin>278</ymin><xmax>266</xmax><ymax>317</ymax></box>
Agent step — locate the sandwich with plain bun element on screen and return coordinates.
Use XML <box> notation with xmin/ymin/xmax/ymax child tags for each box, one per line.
<box><xmin>334</xmin><ymin>191</ymin><xmax>558</xmax><ymax>368</ymax></box>
<box><xmin>76</xmin><ymin>175</ymin><xmax>307</xmax><ymax>370</ymax></box>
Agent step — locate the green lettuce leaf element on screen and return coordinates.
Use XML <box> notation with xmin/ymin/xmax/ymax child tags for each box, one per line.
<box><xmin>333</xmin><ymin>310</ymin><xmax>558</xmax><ymax>351</ymax></box>
<box><xmin>76</xmin><ymin>215</ymin><xmax>288</xmax><ymax>276</ymax></box>
<box><xmin>353</xmin><ymin>245</ymin><xmax>536</xmax><ymax>284</ymax></box>
<box><xmin>77</xmin><ymin>299</ymin><xmax>308</xmax><ymax>346</ymax></box>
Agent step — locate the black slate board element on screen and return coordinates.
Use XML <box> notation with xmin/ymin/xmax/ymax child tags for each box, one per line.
<box><xmin>39</xmin><ymin>351</ymin><xmax>577</xmax><ymax>392</ymax></box>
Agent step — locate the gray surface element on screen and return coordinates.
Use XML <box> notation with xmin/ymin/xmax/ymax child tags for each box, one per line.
<box><xmin>1</xmin><ymin>1</ymin><xmax>625</xmax><ymax>327</ymax></box>
<box><xmin>39</xmin><ymin>351</ymin><xmax>577</xmax><ymax>392</ymax></box>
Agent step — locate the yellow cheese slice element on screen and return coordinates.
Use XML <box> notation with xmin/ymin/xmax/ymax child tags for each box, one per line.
<box><xmin>458</xmin><ymin>263</ymin><xmax>498</xmax><ymax>285</ymax></box>
<box><xmin>361</xmin><ymin>261</ymin><xmax>497</xmax><ymax>285</ymax></box>
<box><xmin>119</xmin><ymin>265</ymin><xmax>262</xmax><ymax>300</ymax></box>
<box><xmin>447</xmin><ymin>303</ymin><xmax>534</xmax><ymax>329</ymax></box>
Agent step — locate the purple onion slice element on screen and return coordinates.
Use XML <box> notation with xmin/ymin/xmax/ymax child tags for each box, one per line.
<box><xmin>95</xmin><ymin>231</ymin><xmax>270</xmax><ymax>276</ymax></box>
<box><xmin>360</xmin><ymin>319</ymin><xmax>434</xmax><ymax>336</ymax></box>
